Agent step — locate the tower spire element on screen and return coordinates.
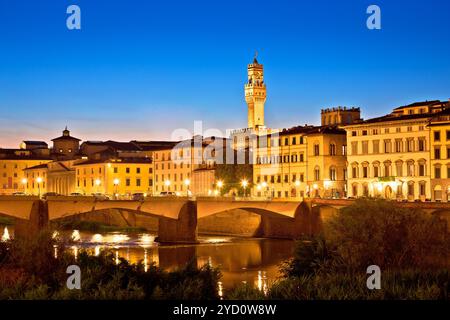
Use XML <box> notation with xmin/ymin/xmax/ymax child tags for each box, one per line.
<box><xmin>245</xmin><ymin>55</ymin><xmax>266</xmax><ymax>129</ymax></box>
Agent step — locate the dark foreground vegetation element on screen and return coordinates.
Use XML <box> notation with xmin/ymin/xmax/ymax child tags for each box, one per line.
<box><xmin>0</xmin><ymin>199</ymin><xmax>449</xmax><ymax>300</ymax></box>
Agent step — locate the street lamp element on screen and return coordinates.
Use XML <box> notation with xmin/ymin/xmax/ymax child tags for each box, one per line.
<box><xmin>21</xmin><ymin>178</ymin><xmax>27</xmax><ymax>193</ymax></box>
<box><xmin>113</xmin><ymin>178</ymin><xmax>120</xmax><ymax>199</ymax></box>
<box><xmin>261</xmin><ymin>181</ymin><xmax>268</xmax><ymax>198</ymax></box>
<box><xmin>95</xmin><ymin>178</ymin><xmax>101</xmax><ymax>193</ymax></box>
<box><xmin>241</xmin><ymin>179</ymin><xmax>248</xmax><ymax>197</ymax></box>
<box><xmin>216</xmin><ymin>180</ymin><xmax>223</xmax><ymax>196</ymax></box>
<box><xmin>36</xmin><ymin>177</ymin><xmax>43</xmax><ymax>197</ymax></box>
<box><xmin>164</xmin><ymin>180</ymin><xmax>171</xmax><ymax>192</ymax></box>
<box><xmin>184</xmin><ymin>178</ymin><xmax>190</xmax><ymax>197</ymax></box>
<box><xmin>294</xmin><ymin>180</ymin><xmax>301</xmax><ymax>199</ymax></box>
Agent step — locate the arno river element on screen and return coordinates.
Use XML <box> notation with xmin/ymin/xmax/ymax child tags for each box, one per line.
<box><xmin>1</xmin><ymin>225</ymin><xmax>294</xmax><ymax>294</ymax></box>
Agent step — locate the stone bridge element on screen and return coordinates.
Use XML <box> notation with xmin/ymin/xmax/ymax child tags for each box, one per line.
<box><xmin>0</xmin><ymin>196</ymin><xmax>449</xmax><ymax>242</ymax></box>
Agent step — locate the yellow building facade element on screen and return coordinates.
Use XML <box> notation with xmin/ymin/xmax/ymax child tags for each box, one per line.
<box><xmin>253</xmin><ymin>126</ymin><xmax>348</xmax><ymax>199</ymax></box>
<box><xmin>0</xmin><ymin>149</ymin><xmax>51</xmax><ymax>195</ymax></box>
<box><xmin>344</xmin><ymin>100</ymin><xmax>449</xmax><ymax>201</ymax></box>
<box><xmin>429</xmin><ymin>108</ymin><xmax>450</xmax><ymax>201</ymax></box>
<box><xmin>74</xmin><ymin>158</ymin><xmax>153</xmax><ymax>197</ymax></box>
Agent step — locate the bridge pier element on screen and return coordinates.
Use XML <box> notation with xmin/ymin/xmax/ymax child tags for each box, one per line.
<box><xmin>13</xmin><ymin>200</ymin><xmax>49</xmax><ymax>239</ymax></box>
<box><xmin>156</xmin><ymin>200</ymin><xmax>198</xmax><ymax>243</ymax></box>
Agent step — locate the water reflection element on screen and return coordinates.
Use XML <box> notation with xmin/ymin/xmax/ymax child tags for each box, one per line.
<box><xmin>71</xmin><ymin>230</ymin><xmax>81</xmax><ymax>242</ymax></box>
<box><xmin>68</xmin><ymin>231</ymin><xmax>294</xmax><ymax>291</ymax></box>
<box><xmin>1</xmin><ymin>225</ymin><xmax>294</xmax><ymax>291</ymax></box>
<box><xmin>1</xmin><ymin>226</ymin><xmax>10</xmax><ymax>242</ymax></box>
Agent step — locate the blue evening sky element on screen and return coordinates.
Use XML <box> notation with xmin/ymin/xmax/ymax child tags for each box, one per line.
<box><xmin>0</xmin><ymin>0</ymin><xmax>449</xmax><ymax>147</ymax></box>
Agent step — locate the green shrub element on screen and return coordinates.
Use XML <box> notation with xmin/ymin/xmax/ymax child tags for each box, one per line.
<box><xmin>325</xmin><ymin>199</ymin><xmax>449</xmax><ymax>270</ymax></box>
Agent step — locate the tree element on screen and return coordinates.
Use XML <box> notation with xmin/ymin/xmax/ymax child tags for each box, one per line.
<box><xmin>214</xmin><ymin>164</ymin><xmax>253</xmax><ymax>196</ymax></box>
<box><xmin>325</xmin><ymin>199</ymin><xmax>449</xmax><ymax>270</ymax></box>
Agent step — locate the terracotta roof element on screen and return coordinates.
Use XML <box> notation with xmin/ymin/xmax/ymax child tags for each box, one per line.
<box><xmin>51</xmin><ymin>135</ymin><xmax>81</xmax><ymax>141</ymax></box>
<box><xmin>24</xmin><ymin>163</ymin><xmax>49</xmax><ymax>170</ymax></box>
<box><xmin>73</xmin><ymin>158</ymin><xmax>152</xmax><ymax>166</ymax></box>
<box><xmin>393</xmin><ymin>100</ymin><xmax>442</xmax><ymax>110</ymax></box>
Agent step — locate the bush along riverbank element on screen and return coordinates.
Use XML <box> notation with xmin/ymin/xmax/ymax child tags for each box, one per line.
<box><xmin>0</xmin><ymin>199</ymin><xmax>448</xmax><ymax>300</ymax></box>
<box><xmin>0</xmin><ymin>231</ymin><xmax>220</xmax><ymax>300</ymax></box>
<box><xmin>229</xmin><ymin>199</ymin><xmax>450</xmax><ymax>300</ymax></box>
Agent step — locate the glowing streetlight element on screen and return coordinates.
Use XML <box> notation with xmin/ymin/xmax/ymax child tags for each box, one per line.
<box><xmin>164</xmin><ymin>180</ymin><xmax>171</xmax><ymax>192</ymax></box>
<box><xmin>241</xmin><ymin>179</ymin><xmax>248</xmax><ymax>197</ymax></box>
<box><xmin>21</xmin><ymin>178</ymin><xmax>27</xmax><ymax>192</ymax></box>
<box><xmin>113</xmin><ymin>178</ymin><xmax>120</xmax><ymax>199</ymax></box>
<box><xmin>95</xmin><ymin>179</ymin><xmax>101</xmax><ymax>186</ymax></box>
<box><xmin>217</xmin><ymin>180</ymin><xmax>223</xmax><ymax>188</ymax></box>
<box><xmin>36</xmin><ymin>177</ymin><xmax>43</xmax><ymax>197</ymax></box>
<box><xmin>294</xmin><ymin>180</ymin><xmax>301</xmax><ymax>187</ymax></box>
<box><xmin>261</xmin><ymin>181</ymin><xmax>268</xmax><ymax>188</ymax></box>
<box><xmin>184</xmin><ymin>178</ymin><xmax>191</xmax><ymax>197</ymax></box>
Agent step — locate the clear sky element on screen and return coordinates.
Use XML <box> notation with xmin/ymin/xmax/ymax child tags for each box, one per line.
<box><xmin>0</xmin><ymin>0</ymin><xmax>449</xmax><ymax>147</ymax></box>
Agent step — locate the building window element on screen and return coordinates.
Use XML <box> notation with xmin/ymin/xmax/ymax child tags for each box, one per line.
<box><xmin>126</xmin><ymin>167</ymin><xmax>130</xmax><ymax>174</ymax></box>
<box><xmin>352</xmin><ymin>166</ymin><xmax>358</xmax><ymax>178</ymax></box>
<box><xmin>418</xmin><ymin>139</ymin><xmax>425</xmax><ymax>151</ymax></box>
<box><xmin>314</xmin><ymin>168</ymin><xmax>320</xmax><ymax>181</ymax></box>
<box><xmin>418</xmin><ymin>163</ymin><xmax>425</xmax><ymax>176</ymax></box>
<box><xmin>434</xmin><ymin>131</ymin><xmax>441</xmax><ymax>141</ymax></box>
<box><xmin>384</xmin><ymin>162</ymin><xmax>391</xmax><ymax>177</ymax></box>
<box><xmin>351</xmin><ymin>142</ymin><xmax>358</xmax><ymax>155</ymax></box>
<box><xmin>362</xmin><ymin>166</ymin><xmax>368</xmax><ymax>178</ymax></box>
<box><xmin>434</xmin><ymin>166</ymin><xmax>441</xmax><ymax>179</ymax></box>
<box><xmin>292</xmin><ymin>137</ymin><xmax>296</xmax><ymax>145</ymax></box>
<box><xmin>406</xmin><ymin>139</ymin><xmax>414</xmax><ymax>152</ymax></box>
<box><xmin>126</xmin><ymin>178</ymin><xmax>131</xmax><ymax>186</ymax></box>
<box><xmin>314</xmin><ymin>144</ymin><xmax>320</xmax><ymax>156</ymax></box>
<box><xmin>384</xmin><ymin>140</ymin><xmax>391</xmax><ymax>153</ymax></box>
<box><xmin>342</xmin><ymin>145</ymin><xmax>347</xmax><ymax>156</ymax></box>
<box><xmin>447</xmin><ymin>130</ymin><xmax>450</xmax><ymax>140</ymax></box>
<box><xmin>408</xmin><ymin>183</ymin><xmax>414</xmax><ymax>197</ymax></box>
<box><xmin>136</xmin><ymin>179</ymin><xmax>141</xmax><ymax>187</ymax></box>
<box><xmin>136</xmin><ymin>167</ymin><xmax>141</xmax><ymax>174</ymax></box>
<box><xmin>419</xmin><ymin>183</ymin><xmax>426</xmax><ymax>196</ymax></box>
<box><xmin>396</xmin><ymin>162</ymin><xmax>403</xmax><ymax>177</ymax></box>
<box><xmin>352</xmin><ymin>131</ymin><xmax>357</xmax><ymax>136</ymax></box>
<box><xmin>407</xmin><ymin>161</ymin><xmax>414</xmax><ymax>176</ymax></box>
<box><xmin>330</xmin><ymin>167</ymin><xmax>336</xmax><ymax>181</ymax></box>
<box><xmin>434</xmin><ymin>147</ymin><xmax>441</xmax><ymax>159</ymax></box>
<box><xmin>329</xmin><ymin>143</ymin><xmax>336</xmax><ymax>156</ymax></box>
<box><xmin>395</xmin><ymin>140</ymin><xmax>402</xmax><ymax>153</ymax></box>
<box><xmin>372</xmin><ymin>140</ymin><xmax>379</xmax><ymax>154</ymax></box>
<box><xmin>373</xmin><ymin>165</ymin><xmax>379</xmax><ymax>178</ymax></box>
<box><xmin>149</xmin><ymin>179</ymin><xmax>153</xmax><ymax>187</ymax></box>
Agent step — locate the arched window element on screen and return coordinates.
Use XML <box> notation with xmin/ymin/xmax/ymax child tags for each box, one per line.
<box><xmin>351</xmin><ymin>162</ymin><xmax>359</xmax><ymax>178</ymax></box>
<box><xmin>329</xmin><ymin>166</ymin><xmax>337</xmax><ymax>181</ymax></box>
<box><xmin>329</xmin><ymin>143</ymin><xmax>336</xmax><ymax>156</ymax></box>
<box><xmin>314</xmin><ymin>166</ymin><xmax>320</xmax><ymax>181</ymax></box>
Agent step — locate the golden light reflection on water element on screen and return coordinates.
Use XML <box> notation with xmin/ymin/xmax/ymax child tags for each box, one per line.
<box><xmin>1</xmin><ymin>226</ymin><xmax>10</xmax><ymax>242</ymax></box>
